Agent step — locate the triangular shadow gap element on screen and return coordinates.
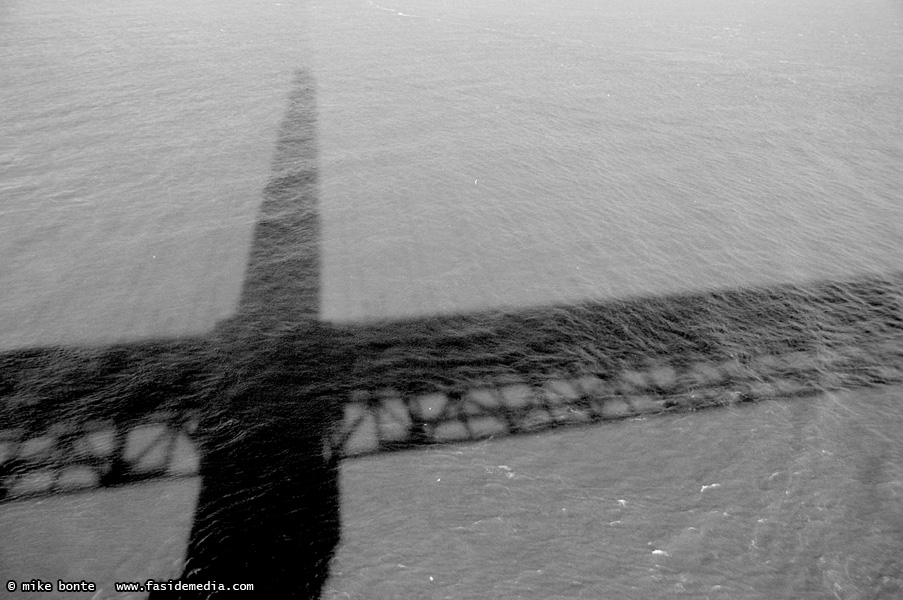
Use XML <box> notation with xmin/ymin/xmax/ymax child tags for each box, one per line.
<box><xmin>2</xmin><ymin>70</ymin><xmax>903</xmax><ymax>503</ymax></box>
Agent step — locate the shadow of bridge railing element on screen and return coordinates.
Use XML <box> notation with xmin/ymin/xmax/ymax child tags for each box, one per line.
<box><xmin>331</xmin><ymin>275</ymin><xmax>903</xmax><ymax>455</ymax></box>
<box><xmin>2</xmin><ymin>272</ymin><xmax>902</xmax><ymax>502</ymax></box>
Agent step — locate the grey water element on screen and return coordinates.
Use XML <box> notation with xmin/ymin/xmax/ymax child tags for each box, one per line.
<box><xmin>3</xmin><ymin>0</ymin><xmax>902</xmax><ymax>343</ymax></box>
<box><xmin>2</xmin><ymin>0</ymin><xmax>903</xmax><ymax>598</ymax></box>
<box><xmin>314</xmin><ymin>0</ymin><xmax>903</xmax><ymax>322</ymax></box>
<box><xmin>1</xmin><ymin>0</ymin><xmax>307</xmax><ymax>350</ymax></box>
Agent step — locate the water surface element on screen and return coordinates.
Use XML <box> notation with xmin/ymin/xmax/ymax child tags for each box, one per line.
<box><xmin>312</xmin><ymin>0</ymin><xmax>903</xmax><ymax>321</ymax></box>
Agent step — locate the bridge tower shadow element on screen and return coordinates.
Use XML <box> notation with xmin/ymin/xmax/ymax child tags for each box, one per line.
<box><xmin>154</xmin><ymin>71</ymin><xmax>343</xmax><ymax>598</ymax></box>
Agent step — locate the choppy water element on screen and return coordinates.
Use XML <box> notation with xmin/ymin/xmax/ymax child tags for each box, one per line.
<box><xmin>329</xmin><ymin>387</ymin><xmax>903</xmax><ymax>600</ymax></box>
<box><xmin>0</xmin><ymin>0</ymin><xmax>309</xmax><ymax>349</ymax></box>
<box><xmin>2</xmin><ymin>0</ymin><xmax>903</xmax><ymax>598</ymax></box>
<box><xmin>314</xmin><ymin>0</ymin><xmax>903</xmax><ymax>321</ymax></box>
<box><xmin>2</xmin><ymin>0</ymin><xmax>903</xmax><ymax>344</ymax></box>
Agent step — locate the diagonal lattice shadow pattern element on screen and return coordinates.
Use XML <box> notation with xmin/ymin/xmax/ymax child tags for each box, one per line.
<box><xmin>1</xmin><ymin>273</ymin><xmax>902</xmax><ymax>502</ymax></box>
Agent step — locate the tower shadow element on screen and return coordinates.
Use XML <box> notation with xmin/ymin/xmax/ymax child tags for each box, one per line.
<box><xmin>154</xmin><ymin>71</ymin><xmax>345</xmax><ymax>598</ymax></box>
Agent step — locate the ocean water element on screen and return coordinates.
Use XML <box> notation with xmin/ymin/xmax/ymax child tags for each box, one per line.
<box><xmin>2</xmin><ymin>0</ymin><xmax>902</xmax><ymax>345</ymax></box>
<box><xmin>313</xmin><ymin>0</ymin><xmax>903</xmax><ymax>322</ymax></box>
<box><xmin>327</xmin><ymin>387</ymin><xmax>903</xmax><ymax>600</ymax></box>
<box><xmin>0</xmin><ymin>0</ymin><xmax>311</xmax><ymax>350</ymax></box>
<box><xmin>2</xmin><ymin>0</ymin><xmax>903</xmax><ymax>598</ymax></box>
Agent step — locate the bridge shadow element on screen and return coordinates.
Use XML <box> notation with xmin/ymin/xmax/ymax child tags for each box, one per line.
<box><xmin>1</xmin><ymin>70</ymin><xmax>903</xmax><ymax>597</ymax></box>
